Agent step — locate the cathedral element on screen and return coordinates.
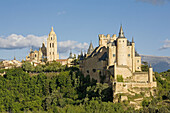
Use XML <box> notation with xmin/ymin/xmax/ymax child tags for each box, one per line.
<box><xmin>26</xmin><ymin>27</ymin><xmax>59</xmax><ymax>62</ymax></box>
<box><xmin>26</xmin><ymin>27</ymin><xmax>73</xmax><ymax>66</ymax></box>
<box><xmin>80</xmin><ymin>25</ymin><xmax>157</xmax><ymax>101</ymax></box>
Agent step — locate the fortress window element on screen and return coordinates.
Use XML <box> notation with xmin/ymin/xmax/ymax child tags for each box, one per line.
<box><xmin>128</xmin><ymin>54</ymin><xmax>130</xmax><ymax>57</ymax></box>
<box><xmin>113</xmin><ymin>54</ymin><xmax>115</xmax><ymax>57</ymax></box>
<box><xmin>87</xmin><ymin>70</ymin><xmax>89</xmax><ymax>73</ymax></box>
<box><xmin>93</xmin><ymin>69</ymin><xmax>96</xmax><ymax>72</ymax></box>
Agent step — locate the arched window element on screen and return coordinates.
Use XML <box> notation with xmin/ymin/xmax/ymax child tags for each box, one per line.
<box><xmin>52</xmin><ymin>43</ymin><xmax>54</xmax><ymax>47</ymax></box>
<box><xmin>35</xmin><ymin>54</ymin><xmax>36</xmax><ymax>57</ymax></box>
<box><xmin>51</xmin><ymin>37</ymin><xmax>52</xmax><ymax>40</ymax></box>
<box><xmin>50</xmin><ymin>43</ymin><xmax>51</xmax><ymax>48</ymax></box>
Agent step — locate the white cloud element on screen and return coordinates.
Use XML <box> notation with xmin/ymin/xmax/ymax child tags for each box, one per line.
<box><xmin>58</xmin><ymin>40</ymin><xmax>89</xmax><ymax>53</ymax></box>
<box><xmin>159</xmin><ymin>39</ymin><xmax>170</xmax><ymax>50</ymax></box>
<box><xmin>57</xmin><ymin>11</ymin><xmax>66</xmax><ymax>16</ymax></box>
<box><xmin>0</xmin><ymin>34</ymin><xmax>89</xmax><ymax>54</ymax></box>
<box><xmin>136</xmin><ymin>0</ymin><xmax>170</xmax><ymax>5</ymax></box>
<box><xmin>0</xmin><ymin>34</ymin><xmax>47</xmax><ymax>49</ymax></box>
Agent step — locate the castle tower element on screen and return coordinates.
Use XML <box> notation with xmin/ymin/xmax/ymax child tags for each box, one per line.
<box><xmin>131</xmin><ymin>37</ymin><xmax>135</xmax><ymax>72</ymax></box>
<box><xmin>47</xmin><ymin>27</ymin><xmax>59</xmax><ymax>61</ymax></box>
<box><xmin>148</xmin><ymin>64</ymin><xmax>153</xmax><ymax>83</ymax></box>
<box><xmin>116</xmin><ymin>25</ymin><xmax>127</xmax><ymax>66</ymax></box>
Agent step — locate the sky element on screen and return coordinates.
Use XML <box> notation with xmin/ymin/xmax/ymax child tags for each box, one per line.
<box><xmin>0</xmin><ymin>0</ymin><xmax>170</xmax><ymax>61</ymax></box>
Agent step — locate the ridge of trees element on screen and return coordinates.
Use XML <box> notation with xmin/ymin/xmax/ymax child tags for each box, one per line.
<box><xmin>0</xmin><ymin>62</ymin><xmax>169</xmax><ymax>112</ymax></box>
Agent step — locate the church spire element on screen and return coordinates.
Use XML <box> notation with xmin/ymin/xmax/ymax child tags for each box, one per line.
<box><xmin>118</xmin><ymin>24</ymin><xmax>125</xmax><ymax>38</ymax></box>
<box><xmin>51</xmin><ymin>26</ymin><xmax>53</xmax><ymax>31</ymax></box>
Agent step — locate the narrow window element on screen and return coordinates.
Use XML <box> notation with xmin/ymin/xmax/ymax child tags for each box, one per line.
<box><xmin>53</xmin><ymin>52</ymin><xmax>54</xmax><ymax>55</ymax></box>
<box><xmin>35</xmin><ymin>54</ymin><xmax>36</xmax><ymax>57</ymax></box>
<box><xmin>50</xmin><ymin>52</ymin><xmax>51</xmax><ymax>55</ymax></box>
<box><xmin>50</xmin><ymin>43</ymin><xmax>51</xmax><ymax>48</ymax></box>
<box><xmin>52</xmin><ymin>43</ymin><xmax>54</xmax><ymax>47</ymax></box>
<box><xmin>87</xmin><ymin>70</ymin><xmax>89</xmax><ymax>73</ymax></box>
<box><xmin>128</xmin><ymin>54</ymin><xmax>130</xmax><ymax>57</ymax></box>
<box><xmin>51</xmin><ymin>37</ymin><xmax>52</xmax><ymax>40</ymax></box>
<box><xmin>93</xmin><ymin>69</ymin><xmax>96</xmax><ymax>72</ymax></box>
<box><xmin>113</xmin><ymin>54</ymin><xmax>115</xmax><ymax>57</ymax></box>
<box><xmin>137</xmin><ymin>60</ymin><xmax>139</xmax><ymax>63</ymax></box>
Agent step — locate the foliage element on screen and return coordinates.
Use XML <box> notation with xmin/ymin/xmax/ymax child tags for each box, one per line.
<box><xmin>117</xmin><ymin>75</ymin><xmax>123</xmax><ymax>82</ymax></box>
<box><xmin>0</xmin><ymin>64</ymin><xmax>169</xmax><ymax>112</ymax></box>
<box><xmin>141</xmin><ymin>61</ymin><xmax>149</xmax><ymax>72</ymax></box>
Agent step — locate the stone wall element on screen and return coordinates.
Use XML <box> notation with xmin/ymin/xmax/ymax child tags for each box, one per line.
<box><xmin>114</xmin><ymin>82</ymin><xmax>157</xmax><ymax>95</ymax></box>
<box><xmin>116</xmin><ymin>65</ymin><xmax>132</xmax><ymax>79</ymax></box>
<box><xmin>133</xmin><ymin>72</ymin><xmax>148</xmax><ymax>82</ymax></box>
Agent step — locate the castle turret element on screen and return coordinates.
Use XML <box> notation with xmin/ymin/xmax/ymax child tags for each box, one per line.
<box><xmin>117</xmin><ymin>25</ymin><xmax>127</xmax><ymax>66</ymax></box>
<box><xmin>148</xmin><ymin>64</ymin><xmax>153</xmax><ymax>83</ymax></box>
<box><xmin>131</xmin><ymin>37</ymin><xmax>135</xmax><ymax>72</ymax></box>
<box><xmin>87</xmin><ymin>41</ymin><xmax>94</xmax><ymax>55</ymax></box>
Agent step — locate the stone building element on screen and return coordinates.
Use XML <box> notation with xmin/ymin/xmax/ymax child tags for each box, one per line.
<box><xmin>80</xmin><ymin>25</ymin><xmax>157</xmax><ymax>102</ymax></box>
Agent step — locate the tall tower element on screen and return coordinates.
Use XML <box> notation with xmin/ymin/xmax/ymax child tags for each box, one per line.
<box><xmin>47</xmin><ymin>27</ymin><xmax>59</xmax><ymax>61</ymax></box>
<box><xmin>131</xmin><ymin>37</ymin><xmax>135</xmax><ymax>72</ymax></box>
<box><xmin>116</xmin><ymin>25</ymin><xmax>127</xmax><ymax>66</ymax></box>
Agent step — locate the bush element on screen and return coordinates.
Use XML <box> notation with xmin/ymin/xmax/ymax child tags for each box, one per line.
<box><xmin>117</xmin><ymin>75</ymin><xmax>123</xmax><ymax>82</ymax></box>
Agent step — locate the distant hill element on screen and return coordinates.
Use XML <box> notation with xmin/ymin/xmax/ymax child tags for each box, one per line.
<box><xmin>0</xmin><ymin>59</ymin><xmax>4</xmax><ymax>62</ymax></box>
<box><xmin>141</xmin><ymin>55</ymin><xmax>170</xmax><ymax>73</ymax></box>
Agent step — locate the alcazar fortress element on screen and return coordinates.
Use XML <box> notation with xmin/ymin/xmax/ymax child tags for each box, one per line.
<box><xmin>79</xmin><ymin>25</ymin><xmax>157</xmax><ymax>102</ymax></box>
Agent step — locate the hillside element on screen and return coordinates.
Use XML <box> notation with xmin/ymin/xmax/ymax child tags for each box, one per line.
<box><xmin>141</xmin><ymin>55</ymin><xmax>170</xmax><ymax>73</ymax></box>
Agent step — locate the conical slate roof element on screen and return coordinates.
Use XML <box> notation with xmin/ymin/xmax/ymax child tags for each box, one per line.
<box><xmin>87</xmin><ymin>42</ymin><xmax>94</xmax><ymax>54</ymax></box>
<box><xmin>118</xmin><ymin>25</ymin><xmax>125</xmax><ymax>38</ymax></box>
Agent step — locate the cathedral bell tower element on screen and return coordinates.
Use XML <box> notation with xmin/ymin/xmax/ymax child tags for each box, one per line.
<box><xmin>47</xmin><ymin>27</ymin><xmax>59</xmax><ymax>61</ymax></box>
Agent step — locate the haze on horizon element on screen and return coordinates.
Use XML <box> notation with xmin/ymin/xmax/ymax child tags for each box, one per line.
<box><xmin>0</xmin><ymin>0</ymin><xmax>170</xmax><ymax>61</ymax></box>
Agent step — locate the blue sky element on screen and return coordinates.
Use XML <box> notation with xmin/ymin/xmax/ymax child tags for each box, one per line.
<box><xmin>0</xmin><ymin>0</ymin><xmax>170</xmax><ymax>60</ymax></box>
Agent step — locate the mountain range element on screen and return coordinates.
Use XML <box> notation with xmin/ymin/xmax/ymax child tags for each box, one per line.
<box><xmin>141</xmin><ymin>55</ymin><xmax>170</xmax><ymax>73</ymax></box>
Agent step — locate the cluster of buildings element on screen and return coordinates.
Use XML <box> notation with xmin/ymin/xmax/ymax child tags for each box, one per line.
<box><xmin>0</xmin><ymin>57</ymin><xmax>22</xmax><ymax>69</ymax></box>
<box><xmin>26</xmin><ymin>27</ymin><xmax>74</xmax><ymax>66</ymax></box>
